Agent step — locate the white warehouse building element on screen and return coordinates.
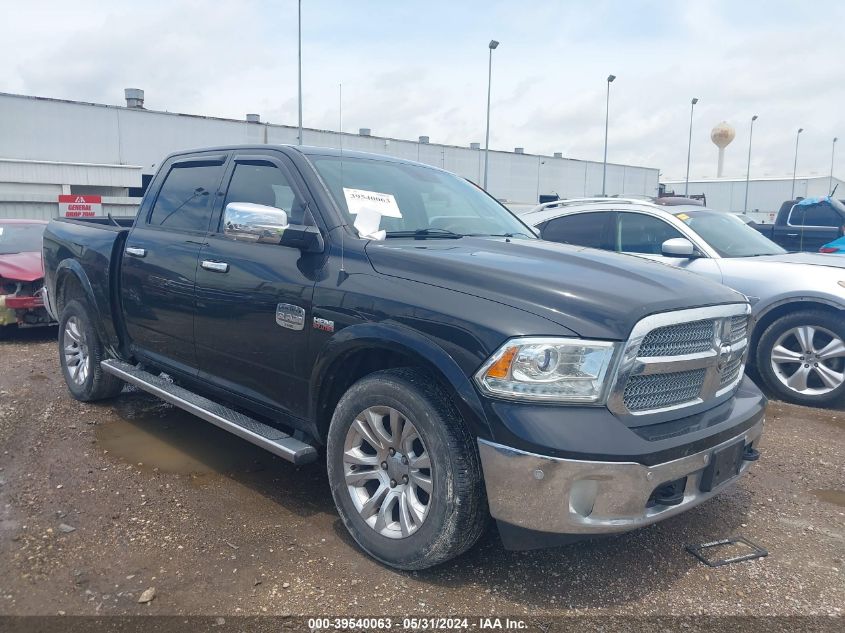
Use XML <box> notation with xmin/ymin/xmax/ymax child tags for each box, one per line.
<box><xmin>662</xmin><ymin>175</ymin><xmax>844</xmax><ymax>221</ymax></box>
<box><xmin>0</xmin><ymin>90</ymin><xmax>660</xmax><ymax>220</ymax></box>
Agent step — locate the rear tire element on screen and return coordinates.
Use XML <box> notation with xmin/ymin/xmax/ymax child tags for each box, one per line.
<box><xmin>326</xmin><ymin>368</ymin><xmax>487</xmax><ymax>570</ymax></box>
<box><xmin>755</xmin><ymin>309</ymin><xmax>845</xmax><ymax>407</ymax></box>
<box><xmin>58</xmin><ymin>299</ymin><xmax>123</xmax><ymax>402</ymax></box>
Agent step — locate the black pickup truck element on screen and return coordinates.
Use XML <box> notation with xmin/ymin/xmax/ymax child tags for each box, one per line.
<box><xmin>43</xmin><ymin>145</ymin><xmax>765</xmax><ymax>569</ymax></box>
<box><xmin>752</xmin><ymin>197</ymin><xmax>845</xmax><ymax>252</ymax></box>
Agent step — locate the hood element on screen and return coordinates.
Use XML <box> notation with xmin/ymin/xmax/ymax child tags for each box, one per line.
<box><xmin>0</xmin><ymin>251</ymin><xmax>45</xmax><ymax>283</ymax></box>
<box><xmin>365</xmin><ymin>237</ymin><xmax>745</xmax><ymax>340</ymax></box>
<box><xmin>751</xmin><ymin>252</ymin><xmax>845</xmax><ymax>270</ymax></box>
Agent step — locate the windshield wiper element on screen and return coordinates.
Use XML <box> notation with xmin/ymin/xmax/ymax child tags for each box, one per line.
<box><xmin>468</xmin><ymin>232</ymin><xmax>533</xmax><ymax>238</ymax></box>
<box><xmin>384</xmin><ymin>228</ymin><xmax>464</xmax><ymax>239</ymax></box>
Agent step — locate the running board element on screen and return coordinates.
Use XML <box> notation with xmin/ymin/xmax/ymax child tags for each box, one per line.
<box><xmin>100</xmin><ymin>359</ymin><xmax>318</xmax><ymax>465</ymax></box>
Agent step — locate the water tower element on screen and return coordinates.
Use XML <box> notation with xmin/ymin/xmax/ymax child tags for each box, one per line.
<box><xmin>711</xmin><ymin>121</ymin><xmax>736</xmax><ymax>177</ymax></box>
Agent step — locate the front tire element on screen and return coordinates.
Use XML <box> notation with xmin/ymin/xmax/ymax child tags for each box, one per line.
<box><xmin>756</xmin><ymin>309</ymin><xmax>845</xmax><ymax>407</ymax></box>
<box><xmin>58</xmin><ymin>299</ymin><xmax>123</xmax><ymax>402</ymax></box>
<box><xmin>326</xmin><ymin>368</ymin><xmax>487</xmax><ymax>570</ymax></box>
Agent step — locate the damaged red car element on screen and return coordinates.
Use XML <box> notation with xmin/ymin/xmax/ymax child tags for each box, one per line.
<box><xmin>0</xmin><ymin>219</ymin><xmax>54</xmax><ymax>336</ymax></box>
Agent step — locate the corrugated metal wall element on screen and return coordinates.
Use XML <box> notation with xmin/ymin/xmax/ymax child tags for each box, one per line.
<box><xmin>0</xmin><ymin>92</ymin><xmax>660</xmax><ymax>204</ymax></box>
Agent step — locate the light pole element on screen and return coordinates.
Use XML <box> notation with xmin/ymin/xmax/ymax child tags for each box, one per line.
<box><xmin>831</xmin><ymin>137</ymin><xmax>838</xmax><ymax>194</ymax></box>
<box><xmin>536</xmin><ymin>159</ymin><xmax>546</xmax><ymax>202</ymax></box>
<box><xmin>743</xmin><ymin>114</ymin><xmax>758</xmax><ymax>214</ymax></box>
<box><xmin>684</xmin><ymin>97</ymin><xmax>698</xmax><ymax>196</ymax></box>
<box><xmin>601</xmin><ymin>74</ymin><xmax>616</xmax><ymax>196</ymax></box>
<box><xmin>483</xmin><ymin>39</ymin><xmax>500</xmax><ymax>190</ymax></box>
<box><xmin>297</xmin><ymin>0</ymin><xmax>303</xmax><ymax>145</ymax></box>
<box><xmin>791</xmin><ymin>127</ymin><xmax>803</xmax><ymax>200</ymax></box>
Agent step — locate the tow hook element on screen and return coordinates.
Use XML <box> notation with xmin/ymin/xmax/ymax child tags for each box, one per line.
<box><xmin>743</xmin><ymin>446</ymin><xmax>760</xmax><ymax>462</ymax></box>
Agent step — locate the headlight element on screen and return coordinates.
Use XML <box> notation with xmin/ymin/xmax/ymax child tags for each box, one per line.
<box><xmin>474</xmin><ymin>337</ymin><xmax>618</xmax><ymax>403</ymax></box>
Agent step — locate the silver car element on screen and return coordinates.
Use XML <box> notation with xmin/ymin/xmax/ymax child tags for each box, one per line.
<box><xmin>519</xmin><ymin>198</ymin><xmax>845</xmax><ymax>407</ymax></box>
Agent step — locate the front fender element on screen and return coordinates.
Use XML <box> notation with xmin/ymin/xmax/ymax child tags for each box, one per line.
<box><xmin>310</xmin><ymin>321</ymin><xmax>492</xmax><ymax>439</ymax></box>
<box><xmin>752</xmin><ymin>293</ymin><xmax>845</xmax><ymax>324</ymax></box>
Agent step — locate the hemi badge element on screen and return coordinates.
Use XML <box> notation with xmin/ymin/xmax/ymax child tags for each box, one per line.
<box><xmin>313</xmin><ymin>317</ymin><xmax>335</xmax><ymax>333</ymax></box>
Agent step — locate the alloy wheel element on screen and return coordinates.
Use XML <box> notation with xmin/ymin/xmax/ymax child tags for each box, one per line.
<box><xmin>342</xmin><ymin>406</ymin><xmax>432</xmax><ymax>539</ymax></box>
<box><xmin>63</xmin><ymin>316</ymin><xmax>90</xmax><ymax>386</ymax></box>
<box><xmin>770</xmin><ymin>325</ymin><xmax>845</xmax><ymax>396</ymax></box>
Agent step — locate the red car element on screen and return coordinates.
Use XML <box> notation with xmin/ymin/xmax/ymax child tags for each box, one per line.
<box><xmin>0</xmin><ymin>219</ymin><xmax>54</xmax><ymax>336</ymax></box>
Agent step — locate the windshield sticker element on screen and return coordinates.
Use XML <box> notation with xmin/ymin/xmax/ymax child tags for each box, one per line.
<box><xmin>676</xmin><ymin>213</ymin><xmax>690</xmax><ymax>222</ymax></box>
<box><xmin>343</xmin><ymin>188</ymin><xmax>402</xmax><ymax>241</ymax></box>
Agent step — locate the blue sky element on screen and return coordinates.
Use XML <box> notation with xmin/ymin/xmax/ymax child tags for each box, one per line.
<box><xmin>4</xmin><ymin>0</ymin><xmax>843</xmax><ymax>181</ymax></box>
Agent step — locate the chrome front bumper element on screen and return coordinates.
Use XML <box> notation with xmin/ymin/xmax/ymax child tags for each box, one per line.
<box><xmin>478</xmin><ymin>418</ymin><xmax>763</xmax><ymax>535</ymax></box>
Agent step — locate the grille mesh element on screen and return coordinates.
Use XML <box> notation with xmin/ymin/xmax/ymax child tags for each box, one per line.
<box><xmin>623</xmin><ymin>368</ymin><xmax>707</xmax><ymax>412</ymax></box>
<box><xmin>729</xmin><ymin>315</ymin><xmax>749</xmax><ymax>345</ymax></box>
<box><xmin>720</xmin><ymin>356</ymin><xmax>744</xmax><ymax>388</ymax></box>
<box><xmin>638</xmin><ymin>319</ymin><xmax>715</xmax><ymax>357</ymax></box>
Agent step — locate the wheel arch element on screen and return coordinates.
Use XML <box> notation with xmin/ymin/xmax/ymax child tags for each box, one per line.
<box><xmin>750</xmin><ymin>297</ymin><xmax>845</xmax><ymax>366</ymax></box>
<box><xmin>310</xmin><ymin>322</ymin><xmax>490</xmax><ymax>443</ymax></box>
<box><xmin>54</xmin><ymin>261</ymin><xmax>114</xmax><ymax>355</ymax></box>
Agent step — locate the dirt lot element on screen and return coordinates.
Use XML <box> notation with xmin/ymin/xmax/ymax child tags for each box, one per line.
<box><xmin>0</xmin><ymin>327</ymin><xmax>843</xmax><ymax>618</ymax></box>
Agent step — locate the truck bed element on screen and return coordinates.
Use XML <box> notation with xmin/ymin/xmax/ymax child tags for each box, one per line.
<box><xmin>42</xmin><ymin>216</ymin><xmax>133</xmax><ymax>355</ymax></box>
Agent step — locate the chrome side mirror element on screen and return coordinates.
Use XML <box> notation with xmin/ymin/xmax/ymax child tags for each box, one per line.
<box><xmin>224</xmin><ymin>202</ymin><xmax>289</xmax><ymax>244</ymax></box>
<box><xmin>661</xmin><ymin>237</ymin><xmax>698</xmax><ymax>258</ymax></box>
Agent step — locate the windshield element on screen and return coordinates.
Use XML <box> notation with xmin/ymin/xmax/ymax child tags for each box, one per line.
<box><xmin>0</xmin><ymin>223</ymin><xmax>45</xmax><ymax>255</ymax></box>
<box><xmin>309</xmin><ymin>155</ymin><xmax>534</xmax><ymax>238</ymax></box>
<box><xmin>675</xmin><ymin>210</ymin><xmax>785</xmax><ymax>257</ymax></box>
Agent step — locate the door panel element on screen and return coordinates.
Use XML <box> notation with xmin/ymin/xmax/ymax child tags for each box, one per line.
<box><xmin>121</xmin><ymin>156</ymin><xmax>227</xmax><ymax>371</ymax></box>
<box><xmin>193</xmin><ymin>153</ymin><xmax>318</xmax><ymax>417</ymax></box>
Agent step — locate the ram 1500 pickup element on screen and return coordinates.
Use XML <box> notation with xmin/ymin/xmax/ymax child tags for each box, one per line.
<box><xmin>43</xmin><ymin>145</ymin><xmax>766</xmax><ymax>569</ymax></box>
<box><xmin>752</xmin><ymin>197</ymin><xmax>845</xmax><ymax>252</ymax></box>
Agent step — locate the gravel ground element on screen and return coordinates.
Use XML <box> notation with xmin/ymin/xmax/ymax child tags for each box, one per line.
<box><xmin>0</xmin><ymin>327</ymin><xmax>843</xmax><ymax>619</ymax></box>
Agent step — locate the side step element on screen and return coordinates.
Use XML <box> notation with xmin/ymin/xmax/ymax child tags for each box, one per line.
<box><xmin>101</xmin><ymin>359</ymin><xmax>318</xmax><ymax>465</ymax></box>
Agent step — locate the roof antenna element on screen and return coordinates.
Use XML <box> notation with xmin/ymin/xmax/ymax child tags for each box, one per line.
<box><xmin>337</xmin><ymin>82</ymin><xmax>349</xmax><ymax>283</ymax></box>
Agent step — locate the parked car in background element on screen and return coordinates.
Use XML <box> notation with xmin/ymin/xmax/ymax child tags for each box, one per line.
<box><xmin>820</xmin><ymin>235</ymin><xmax>845</xmax><ymax>254</ymax></box>
<box><xmin>751</xmin><ymin>197</ymin><xmax>845</xmax><ymax>253</ymax></box>
<box><xmin>521</xmin><ymin>198</ymin><xmax>845</xmax><ymax>407</ymax></box>
<box><xmin>0</xmin><ymin>219</ymin><xmax>54</xmax><ymax>337</ymax></box>
<box><xmin>42</xmin><ymin>145</ymin><xmax>765</xmax><ymax>569</ymax></box>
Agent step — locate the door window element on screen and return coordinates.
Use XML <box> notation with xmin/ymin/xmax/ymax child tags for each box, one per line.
<box><xmin>615</xmin><ymin>212</ymin><xmax>683</xmax><ymax>254</ymax></box>
<box><xmin>539</xmin><ymin>212</ymin><xmax>612</xmax><ymax>249</ymax></box>
<box><xmin>222</xmin><ymin>163</ymin><xmax>312</xmax><ymax>227</ymax></box>
<box><xmin>148</xmin><ymin>163</ymin><xmax>223</xmax><ymax>232</ymax></box>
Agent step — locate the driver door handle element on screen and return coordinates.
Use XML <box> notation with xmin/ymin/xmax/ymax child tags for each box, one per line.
<box><xmin>201</xmin><ymin>260</ymin><xmax>230</xmax><ymax>273</ymax></box>
<box><xmin>125</xmin><ymin>246</ymin><xmax>146</xmax><ymax>258</ymax></box>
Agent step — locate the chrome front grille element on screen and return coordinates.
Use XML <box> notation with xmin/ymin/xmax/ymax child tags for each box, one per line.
<box><xmin>609</xmin><ymin>304</ymin><xmax>751</xmax><ymax>418</ymax></box>
<box><xmin>729</xmin><ymin>315</ymin><xmax>748</xmax><ymax>345</ymax></box>
<box><xmin>623</xmin><ymin>368</ymin><xmax>708</xmax><ymax>412</ymax></box>
<box><xmin>638</xmin><ymin>319</ymin><xmax>715</xmax><ymax>357</ymax></box>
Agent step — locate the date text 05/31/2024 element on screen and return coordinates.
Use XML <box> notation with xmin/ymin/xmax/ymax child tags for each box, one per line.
<box><xmin>307</xmin><ymin>617</ymin><xmax>528</xmax><ymax>630</ymax></box>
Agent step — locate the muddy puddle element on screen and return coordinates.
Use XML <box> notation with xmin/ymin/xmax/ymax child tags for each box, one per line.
<box><xmin>95</xmin><ymin>391</ymin><xmax>274</xmax><ymax>482</ymax></box>
<box><xmin>812</xmin><ymin>489</ymin><xmax>845</xmax><ymax>508</ymax></box>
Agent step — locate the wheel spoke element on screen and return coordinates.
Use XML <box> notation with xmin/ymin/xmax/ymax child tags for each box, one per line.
<box><xmin>410</xmin><ymin>453</ymin><xmax>430</xmax><ymax>470</ymax></box>
<box><xmin>792</xmin><ymin>326</ymin><xmax>816</xmax><ymax>354</ymax></box>
<box><xmin>353</xmin><ymin>416</ymin><xmax>385</xmax><ymax>452</ymax></box>
<box><xmin>343</xmin><ymin>448</ymin><xmax>379</xmax><ymax>467</ymax></box>
<box><xmin>785</xmin><ymin>364</ymin><xmax>811</xmax><ymax>391</ymax></box>
<box><xmin>359</xmin><ymin>483</ymin><xmax>388</xmax><ymax>520</ymax></box>
<box><xmin>411</xmin><ymin>471</ymin><xmax>432</xmax><ymax>494</ymax></box>
<box><xmin>373</xmin><ymin>490</ymin><xmax>399</xmax><ymax>533</ymax></box>
<box><xmin>398</xmin><ymin>491</ymin><xmax>414</xmax><ymax>537</ymax></box>
<box><xmin>814</xmin><ymin>364</ymin><xmax>844</xmax><ymax>390</ymax></box>
<box><xmin>64</xmin><ymin>327</ymin><xmax>78</xmax><ymax>344</ymax></box>
<box><xmin>771</xmin><ymin>345</ymin><xmax>802</xmax><ymax>364</ymax></box>
<box><xmin>387</xmin><ymin>409</ymin><xmax>402</xmax><ymax>448</ymax></box>
<box><xmin>344</xmin><ymin>468</ymin><xmax>380</xmax><ymax>486</ymax></box>
<box><xmin>817</xmin><ymin>337</ymin><xmax>845</xmax><ymax>361</ymax></box>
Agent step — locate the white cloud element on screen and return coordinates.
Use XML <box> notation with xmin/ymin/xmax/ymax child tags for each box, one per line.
<box><xmin>2</xmin><ymin>0</ymin><xmax>843</xmax><ymax>182</ymax></box>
